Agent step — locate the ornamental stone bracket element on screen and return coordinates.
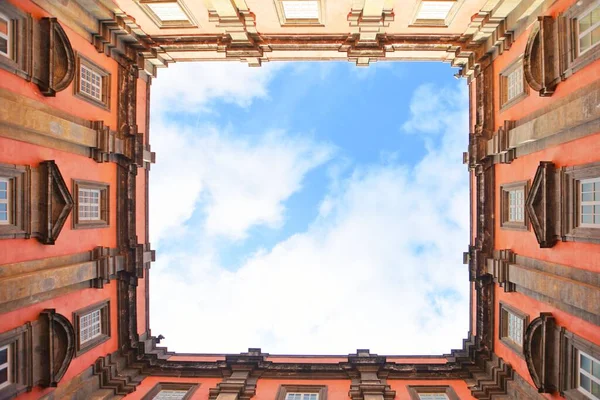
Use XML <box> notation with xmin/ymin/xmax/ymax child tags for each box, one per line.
<box><xmin>347</xmin><ymin>0</ymin><xmax>394</xmax><ymax>64</ymax></box>
<box><xmin>486</xmin><ymin>120</ymin><xmax>516</xmax><ymax>164</ymax></box>
<box><xmin>209</xmin><ymin>348</ymin><xmax>269</xmax><ymax>400</ymax></box>
<box><xmin>486</xmin><ymin>249</ymin><xmax>516</xmax><ymax>292</ymax></box>
<box><xmin>91</xmin><ymin>246</ymin><xmax>126</xmax><ymax>288</ymax></box>
<box><xmin>343</xmin><ymin>350</ymin><xmax>396</xmax><ymax>400</ymax></box>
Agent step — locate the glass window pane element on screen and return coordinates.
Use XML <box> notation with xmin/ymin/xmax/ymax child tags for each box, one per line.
<box><xmin>592</xmin><ymin>380</ymin><xmax>600</xmax><ymax>396</ymax></box>
<box><xmin>0</xmin><ymin>347</ymin><xmax>7</xmax><ymax>364</ymax></box>
<box><xmin>0</xmin><ymin>367</ymin><xmax>7</xmax><ymax>385</ymax></box>
<box><xmin>582</xmin><ymin>182</ymin><xmax>594</xmax><ymax>192</ymax></box>
<box><xmin>582</xmin><ymin>353</ymin><xmax>592</xmax><ymax>372</ymax></box>
<box><xmin>581</xmin><ymin>373</ymin><xmax>591</xmax><ymax>391</ymax></box>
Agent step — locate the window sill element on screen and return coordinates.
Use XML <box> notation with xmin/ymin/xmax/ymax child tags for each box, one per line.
<box><xmin>500</xmin><ymin>91</ymin><xmax>528</xmax><ymax>113</ymax></box>
<box><xmin>75</xmin><ymin>334</ymin><xmax>110</xmax><ymax>357</ymax></box>
<box><xmin>72</xmin><ymin>221</ymin><xmax>110</xmax><ymax>230</ymax></box>
<box><xmin>499</xmin><ymin>338</ymin><xmax>525</xmax><ymax>359</ymax></box>
<box><xmin>73</xmin><ymin>92</ymin><xmax>110</xmax><ymax>111</ymax></box>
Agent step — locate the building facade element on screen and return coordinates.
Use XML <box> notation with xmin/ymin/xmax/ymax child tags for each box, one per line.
<box><xmin>0</xmin><ymin>0</ymin><xmax>598</xmax><ymax>399</ymax></box>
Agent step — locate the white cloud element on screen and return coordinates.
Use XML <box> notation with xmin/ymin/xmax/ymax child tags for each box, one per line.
<box><xmin>151</xmin><ymin>62</ymin><xmax>284</xmax><ymax>113</ymax></box>
<box><xmin>149</xmin><ymin>76</ymin><xmax>471</xmax><ymax>355</ymax></box>
<box><xmin>149</xmin><ymin>121</ymin><xmax>334</xmax><ymax>244</ymax></box>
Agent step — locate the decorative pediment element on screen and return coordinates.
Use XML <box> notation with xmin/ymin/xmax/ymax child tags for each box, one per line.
<box><xmin>39</xmin><ymin>309</ymin><xmax>76</xmax><ymax>387</ymax></box>
<box><xmin>37</xmin><ymin>18</ymin><xmax>76</xmax><ymax>96</ymax></box>
<box><xmin>524</xmin><ymin>313</ymin><xmax>558</xmax><ymax>393</ymax></box>
<box><xmin>38</xmin><ymin>160</ymin><xmax>74</xmax><ymax>245</ymax></box>
<box><xmin>525</xmin><ymin>161</ymin><xmax>556</xmax><ymax>248</ymax></box>
<box><xmin>523</xmin><ymin>16</ymin><xmax>561</xmax><ymax>97</ymax></box>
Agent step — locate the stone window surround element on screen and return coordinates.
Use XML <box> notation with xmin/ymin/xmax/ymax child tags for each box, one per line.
<box><xmin>500</xmin><ymin>180</ymin><xmax>529</xmax><ymax>231</ymax></box>
<box><xmin>74</xmin><ymin>53</ymin><xmax>111</xmax><ymax>110</ymax></box>
<box><xmin>0</xmin><ymin>1</ymin><xmax>31</xmax><ymax>80</ymax></box>
<box><xmin>407</xmin><ymin>385</ymin><xmax>460</xmax><ymax>400</ymax></box>
<box><xmin>135</xmin><ymin>0</ymin><xmax>197</xmax><ymax>29</ymax></box>
<box><xmin>276</xmin><ymin>385</ymin><xmax>328</xmax><ymax>400</ymax></box>
<box><xmin>499</xmin><ymin>302</ymin><xmax>529</xmax><ymax>357</ymax></box>
<box><xmin>499</xmin><ymin>56</ymin><xmax>528</xmax><ymax>111</ymax></box>
<box><xmin>273</xmin><ymin>0</ymin><xmax>325</xmax><ymax>26</ymax></box>
<box><xmin>409</xmin><ymin>0</ymin><xmax>464</xmax><ymax>28</ymax></box>
<box><xmin>0</xmin><ymin>325</ymin><xmax>30</xmax><ymax>399</ymax></box>
<box><xmin>560</xmin><ymin>162</ymin><xmax>600</xmax><ymax>244</ymax></box>
<box><xmin>0</xmin><ymin>163</ymin><xmax>30</xmax><ymax>240</ymax></box>
<box><xmin>72</xmin><ymin>179</ymin><xmax>109</xmax><ymax>230</ymax></box>
<box><xmin>72</xmin><ymin>300</ymin><xmax>110</xmax><ymax>357</ymax></box>
<box><xmin>561</xmin><ymin>330</ymin><xmax>600</xmax><ymax>399</ymax></box>
<box><xmin>142</xmin><ymin>382</ymin><xmax>199</xmax><ymax>400</ymax></box>
<box><xmin>560</xmin><ymin>0</ymin><xmax>600</xmax><ymax>76</ymax></box>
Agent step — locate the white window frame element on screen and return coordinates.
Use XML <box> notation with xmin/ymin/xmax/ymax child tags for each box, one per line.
<box><xmin>580</xmin><ymin>177</ymin><xmax>600</xmax><ymax>227</ymax></box>
<box><xmin>577</xmin><ymin>1</ymin><xmax>600</xmax><ymax>56</ymax></box>
<box><xmin>418</xmin><ymin>394</ymin><xmax>449</xmax><ymax>400</ymax></box>
<box><xmin>577</xmin><ymin>351</ymin><xmax>600</xmax><ymax>400</ymax></box>
<box><xmin>154</xmin><ymin>390</ymin><xmax>190</xmax><ymax>400</ymax></box>
<box><xmin>416</xmin><ymin>1</ymin><xmax>454</xmax><ymax>21</ymax></box>
<box><xmin>285</xmin><ymin>393</ymin><xmax>319</xmax><ymax>400</ymax></box>
<box><xmin>0</xmin><ymin>344</ymin><xmax>12</xmax><ymax>390</ymax></box>
<box><xmin>506</xmin><ymin>310</ymin><xmax>524</xmax><ymax>346</ymax></box>
<box><xmin>147</xmin><ymin>2</ymin><xmax>189</xmax><ymax>22</ymax></box>
<box><xmin>79</xmin><ymin>64</ymin><xmax>103</xmax><ymax>101</ymax></box>
<box><xmin>282</xmin><ymin>1</ymin><xmax>320</xmax><ymax>20</ymax></box>
<box><xmin>79</xmin><ymin>309</ymin><xmax>102</xmax><ymax>344</ymax></box>
<box><xmin>0</xmin><ymin>11</ymin><xmax>10</xmax><ymax>59</ymax></box>
<box><xmin>508</xmin><ymin>188</ymin><xmax>525</xmax><ymax>222</ymax></box>
<box><xmin>78</xmin><ymin>188</ymin><xmax>101</xmax><ymax>221</ymax></box>
<box><xmin>506</xmin><ymin>66</ymin><xmax>524</xmax><ymax>103</ymax></box>
<box><xmin>0</xmin><ymin>177</ymin><xmax>10</xmax><ymax>225</ymax></box>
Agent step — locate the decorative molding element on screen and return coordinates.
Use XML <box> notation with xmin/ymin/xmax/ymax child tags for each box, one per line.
<box><xmin>39</xmin><ymin>309</ymin><xmax>76</xmax><ymax>387</ymax></box>
<box><xmin>345</xmin><ymin>350</ymin><xmax>395</xmax><ymax>400</ymax></box>
<box><xmin>486</xmin><ymin>249</ymin><xmax>515</xmax><ymax>292</ymax></box>
<box><xmin>526</xmin><ymin>161</ymin><xmax>556</xmax><ymax>248</ymax></box>
<box><xmin>37</xmin><ymin>160</ymin><xmax>74</xmax><ymax>245</ymax></box>
<box><xmin>524</xmin><ymin>313</ymin><xmax>557</xmax><ymax>393</ymax></box>
<box><xmin>523</xmin><ymin>16</ymin><xmax>561</xmax><ymax>97</ymax></box>
<box><xmin>37</xmin><ymin>18</ymin><xmax>76</xmax><ymax>96</ymax></box>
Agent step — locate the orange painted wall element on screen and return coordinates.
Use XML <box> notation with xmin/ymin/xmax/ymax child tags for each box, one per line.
<box><xmin>123</xmin><ymin>377</ymin><xmax>222</xmax><ymax>400</ymax></box>
<box><xmin>494</xmin><ymin>132</ymin><xmax>600</xmax><ymax>272</ymax></box>
<box><xmin>0</xmin><ymin>137</ymin><xmax>117</xmax><ymax>264</ymax></box>
<box><xmin>493</xmin><ymin>0</ymin><xmax>600</xmax><ymax>131</ymax></box>
<box><xmin>2</xmin><ymin>0</ymin><xmax>120</xmax><ymax>129</ymax></box>
<box><xmin>494</xmin><ymin>284</ymin><xmax>600</xmax><ymax>399</ymax></box>
<box><xmin>0</xmin><ymin>284</ymin><xmax>119</xmax><ymax>399</ymax></box>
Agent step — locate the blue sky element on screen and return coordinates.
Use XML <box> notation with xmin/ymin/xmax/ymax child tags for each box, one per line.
<box><xmin>149</xmin><ymin>61</ymin><xmax>470</xmax><ymax>355</ymax></box>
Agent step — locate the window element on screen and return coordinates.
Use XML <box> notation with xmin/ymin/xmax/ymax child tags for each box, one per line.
<box><xmin>500</xmin><ymin>181</ymin><xmax>528</xmax><ymax>230</ymax></box>
<box><xmin>407</xmin><ymin>386</ymin><xmax>459</xmax><ymax>400</ymax></box>
<box><xmin>286</xmin><ymin>394</ymin><xmax>318</xmax><ymax>400</ymax></box>
<box><xmin>0</xmin><ymin>164</ymin><xmax>30</xmax><ymax>240</ymax></box>
<box><xmin>0</xmin><ymin>178</ymin><xmax>10</xmax><ymax>225</ymax></box>
<box><xmin>500</xmin><ymin>58</ymin><xmax>527</xmax><ymax>109</ymax></box>
<box><xmin>74</xmin><ymin>55</ymin><xmax>110</xmax><ymax>109</ymax></box>
<box><xmin>142</xmin><ymin>383</ymin><xmax>199</xmax><ymax>400</ymax></box>
<box><xmin>418</xmin><ymin>394</ymin><xmax>449</xmax><ymax>400</ymax></box>
<box><xmin>578</xmin><ymin>351</ymin><xmax>600</xmax><ymax>399</ymax></box>
<box><xmin>79</xmin><ymin>309</ymin><xmax>102</xmax><ymax>344</ymax></box>
<box><xmin>561</xmin><ymin>162</ymin><xmax>600</xmax><ymax>243</ymax></box>
<box><xmin>72</xmin><ymin>179</ymin><xmax>109</xmax><ymax>229</ymax></box>
<box><xmin>0</xmin><ymin>12</ymin><xmax>10</xmax><ymax>58</ymax></box>
<box><xmin>577</xmin><ymin>1</ymin><xmax>600</xmax><ymax>56</ymax></box>
<box><xmin>0</xmin><ymin>344</ymin><xmax>11</xmax><ymax>390</ymax></box>
<box><xmin>136</xmin><ymin>0</ymin><xmax>197</xmax><ymax>28</ymax></box>
<box><xmin>73</xmin><ymin>301</ymin><xmax>110</xmax><ymax>356</ymax></box>
<box><xmin>274</xmin><ymin>0</ymin><xmax>324</xmax><ymax>26</ymax></box>
<box><xmin>580</xmin><ymin>178</ymin><xmax>600</xmax><ymax>227</ymax></box>
<box><xmin>411</xmin><ymin>0</ymin><xmax>461</xmax><ymax>27</ymax></box>
<box><xmin>154</xmin><ymin>390</ymin><xmax>189</xmax><ymax>400</ymax></box>
<box><xmin>499</xmin><ymin>303</ymin><xmax>528</xmax><ymax>354</ymax></box>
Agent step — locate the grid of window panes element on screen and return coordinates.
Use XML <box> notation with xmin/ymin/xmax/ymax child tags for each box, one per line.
<box><xmin>0</xmin><ymin>12</ymin><xmax>9</xmax><ymax>57</ymax></box>
<box><xmin>80</xmin><ymin>309</ymin><xmax>102</xmax><ymax>344</ymax></box>
<box><xmin>154</xmin><ymin>390</ymin><xmax>189</xmax><ymax>400</ymax></box>
<box><xmin>78</xmin><ymin>188</ymin><xmax>101</xmax><ymax>221</ymax></box>
<box><xmin>147</xmin><ymin>2</ymin><xmax>189</xmax><ymax>21</ymax></box>
<box><xmin>286</xmin><ymin>393</ymin><xmax>318</xmax><ymax>400</ymax></box>
<box><xmin>580</xmin><ymin>178</ymin><xmax>600</xmax><ymax>226</ymax></box>
<box><xmin>417</xmin><ymin>1</ymin><xmax>454</xmax><ymax>20</ymax></box>
<box><xmin>80</xmin><ymin>64</ymin><xmax>102</xmax><ymax>101</ymax></box>
<box><xmin>507</xmin><ymin>310</ymin><xmax>524</xmax><ymax>346</ymax></box>
<box><xmin>578</xmin><ymin>2</ymin><xmax>600</xmax><ymax>55</ymax></box>
<box><xmin>506</xmin><ymin>67</ymin><xmax>524</xmax><ymax>102</ymax></box>
<box><xmin>418</xmin><ymin>394</ymin><xmax>449</xmax><ymax>400</ymax></box>
<box><xmin>508</xmin><ymin>188</ymin><xmax>525</xmax><ymax>222</ymax></box>
<box><xmin>0</xmin><ymin>178</ymin><xmax>9</xmax><ymax>224</ymax></box>
<box><xmin>578</xmin><ymin>351</ymin><xmax>600</xmax><ymax>399</ymax></box>
<box><xmin>282</xmin><ymin>1</ymin><xmax>319</xmax><ymax>19</ymax></box>
<box><xmin>0</xmin><ymin>344</ymin><xmax>11</xmax><ymax>390</ymax></box>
